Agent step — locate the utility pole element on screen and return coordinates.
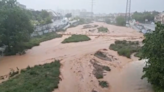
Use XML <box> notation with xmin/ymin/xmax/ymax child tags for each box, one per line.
<box><xmin>125</xmin><ymin>0</ymin><xmax>129</xmax><ymax>22</ymax></box>
<box><xmin>128</xmin><ymin>0</ymin><xmax>131</xmax><ymax>21</ymax></box>
<box><xmin>125</xmin><ymin>0</ymin><xmax>131</xmax><ymax>23</ymax></box>
<box><xmin>91</xmin><ymin>0</ymin><xmax>94</xmax><ymax>19</ymax></box>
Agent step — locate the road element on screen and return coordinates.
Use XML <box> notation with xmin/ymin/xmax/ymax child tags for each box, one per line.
<box><xmin>140</xmin><ymin>23</ymin><xmax>155</xmax><ymax>31</ymax></box>
<box><xmin>130</xmin><ymin>22</ymin><xmax>156</xmax><ymax>34</ymax></box>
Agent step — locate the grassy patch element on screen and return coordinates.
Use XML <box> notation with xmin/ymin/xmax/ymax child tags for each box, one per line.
<box><xmin>109</xmin><ymin>40</ymin><xmax>140</xmax><ymax>58</ymax></box>
<box><xmin>83</xmin><ymin>24</ymin><xmax>98</xmax><ymax>29</ymax></box>
<box><xmin>0</xmin><ymin>60</ymin><xmax>61</xmax><ymax>92</ymax></box>
<box><xmin>90</xmin><ymin>59</ymin><xmax>111</xmax><ymax>79</ymax></box>
<box><xmin>94</xmin><ymin>51</ymin><xmax>112</xmax><ymax>61</ymax></box>
<box><xmin>24</xmin><ymin>32</ymin><xmax>62</xmax><ymax>49</ymax></box>
<box><xmin>83</xmin><ymin>25</ymin><xmax>93</xmax><ymax>29</ymax></box>
<box><xmin>62</xmin><ymin>35</ymin><xmax>91</xmax><ymax>43</ymax></box>
<box><xmin>97</xmin><ymin>26</ymin><xmax>108</xmax><ymax>33</ymax></box>
<box><xmin>99</xmin><ymin>81</ymin><xmax>109</xmax><ymax>88</ymax></box>
<box><xmin>134</xmin><ymin>51</ymin><xmax>142</xmax><ymax>58</ymax></box>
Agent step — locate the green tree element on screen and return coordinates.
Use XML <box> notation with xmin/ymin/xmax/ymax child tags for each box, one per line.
<box><xmin>105</xmin><ymin>18</ymin><xmax>111</xmax><ymax>24</ymax></box>
<box><xmin>45</xmin><ymin>17</ymin><xmax>52</xmax><ymax>24</ymax></box>
<box><xmin>25</xmin><ymin>9</ymin><xmax>53</xmax><ymax>25</ymax></box>
<box><xmin>0</xmin><ymin>0</ymin><xmax>33</xmax><ymax>55</ymax></box>
<box><xmin>140</xmin><ymin>23</ymin><xmax>164</xmax><ymax>92</ymax></box>
<box><xmin>132</xmin><ymin>11</ymin><xmax>159</xmax><ymax>23</ymax></box>
<box><xmin>116</xmin><ymin>16</ymin><xmax>126</xmax><ymax>26</ymax></box>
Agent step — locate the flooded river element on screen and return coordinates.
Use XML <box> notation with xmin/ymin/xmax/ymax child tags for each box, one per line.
<box><xmin>105</xmin><ymin>60</ymin><xmax>153</xmax><ymax>92</ymax></box>
<box><xmin>0</xmin><ymin>22</ymin><xmax>153</xmax><ymax>92</ymax></box>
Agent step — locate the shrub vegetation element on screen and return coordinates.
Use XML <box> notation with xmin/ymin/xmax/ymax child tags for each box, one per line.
<box><xmin>90</xmin><ymin>59</ymin><xmax>111</xmax><ymax>79</ymax></box>
<box><xmin>0</xmin><ymin>60</ymin><xmax>61</xmax><ymax>92</ymax></box>
<box><xmin>24</xmin><ymin>32</ymin><xmax>62</xmax><ymax>50</ymax></box>
<box><xmin>99</xmin><ymin>81</ymin><xmax>109</xmax><ymax>88</ymax></box>
<box><xmin>97</xmin><ymin>27</ymin><xmax>108</xmax><ymax>33</ymax></box>
<box><xmin>109</xmin><ymin>40</ymin><xmax>140</xmax><ymax>58</ymax></box>
<box><xmin>103</xmin><ymin>66</ymin><xmax>111</xmax><ymax>71</ymax></box>
<box><xmin>62</xmin><ymin>35</ymin><xmax>91</xmax><ymax>43</ymax></box>
<box><xmin>94</xmin><ymin>51</ymin><xmax>112</xmax><ymax>61</ymax></box>
<box><xmin>115</xmin><ymin>16</ymin><xmax>126</xmax><ymax>26</ymax></box>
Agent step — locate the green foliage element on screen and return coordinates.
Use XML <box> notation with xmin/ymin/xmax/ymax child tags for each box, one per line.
<box><xmin>0</xmin><ymin>0</ymin><xmax>34</xmax><ymax>55</ymax></box>
<box><xmin>99</xmin><ymin>81</ymin><xmax>109</xmax><ymax>88</ymax></box>
<box><xmin>134</xmin><ymin>51</ymin><xmax>142</xmax><ymax>58</ymax></box>
<box><xmin>91</xmin><ymin>60</ymin><xmax>104</xmax><ymax>79</ymax></box>
<box><xmin>116</xmin><ymin>16</ymin><xmax>126</xmax><ymax>26</ymax></box>
<box><xmin>26</xmin><ymin>9</ymin><xmax>53</xmax><ymax>26</ymax></box>
<box><xmin>97</xmin><ymin>27</ymin><xmax>108</xmax><ymax>32</ymax></box>
<box><xmin>140</xmin><ymin>23</ymin><xmax>164</xmax><ymax>92</ymax></box>
<box><xmin>95</xmin><ymin>73</ymin><xmax>104</xmax><ymax>79</ymax></box>
<box><xmin>24</xmin><ymin>32</ymin><xmax>62</xmax><ymax>49</ymax></box>
<box><xmin>110</xmin><ymin>40</ymin><xmax>140</xmax><ymax>58</ymax></box>
<box><xmin>95</xmin><ymin>51</ymin><xmax>107</xmax><ymax>58</ymax></box>
<box><xmin>62</xmin><ymin>35</ymin><xmax>91</xmax><ymax>43</ymax></box>
<box><xmin>132</xmin><ymin>11</ymin><xmax>159</xmax><ymax>23</ymax></box>
<box><xmin>105</xmin><ymin>18</ymin><xmax>111</xmax><ymax>24</ymax></box>
<box><xmin>90</xmin><ymin>59</ymin><xmax>111</xmax><ymax>79</ymax></box>
<box><xmin>94</xmin><ymin>51</ymin><xmax>112</xmax><ymax>61</ymax></box>
<box><xmin>83</xmin><ymin>25</ymin><xmax>93</xmax><ymax>29</ymax></box>
<box><xmin>103</xmin><ymin>66</ymin><xmax>111</xmax><ymax>71</ymax></box>
<box><xmin>78</xmin><ymin>18</ymin><xmax>92</xmax><ymax>25</ymax></box>
<box><xmin>0</xmin><ymin>60</ymin><xmax>61</xmax><ymax>92</ymax></box>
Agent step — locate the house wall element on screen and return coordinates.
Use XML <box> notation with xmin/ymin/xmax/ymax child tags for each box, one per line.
<box><xmin>154</xmin><ymin>13</ymin><xmax>164</xmax><ymax>24</ymax></box>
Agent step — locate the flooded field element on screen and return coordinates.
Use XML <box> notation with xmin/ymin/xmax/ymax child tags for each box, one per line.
<box><xmin>0</xmin><ymin>22</ymin><xmax>153</xmax><ymax>92</ymax></box>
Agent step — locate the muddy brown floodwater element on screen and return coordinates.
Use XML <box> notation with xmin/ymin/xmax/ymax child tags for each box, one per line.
<box><xmin>0</xmin><ymin>22</ymin><xmax>153</xmax><ymax>92</ymax></box>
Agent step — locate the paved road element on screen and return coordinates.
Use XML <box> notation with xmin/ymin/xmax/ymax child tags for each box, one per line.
<box><xmin>130</xmin><ymin>22</ymin><xmax>156</xmax><ymax>34</ymax></box>
<box><xmin>140</xmin><ymin>23</ymin><xmax>155</xmax><ymax>31</ymax></box>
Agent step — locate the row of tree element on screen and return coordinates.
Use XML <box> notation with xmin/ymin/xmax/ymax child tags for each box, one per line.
<box><xmin>115</xmin><ymin>16</ymin><xmax>126</xmax><ymax>26</ymax></box>
<box><xmin>26</xmin><ymin>10</ymin><xmax>53</xmax><ymax>26</ymax></box>
<box><xmin>132</xmin><ymin>11</ymin><xmax>159</xmax><ymax>23</ymax></box>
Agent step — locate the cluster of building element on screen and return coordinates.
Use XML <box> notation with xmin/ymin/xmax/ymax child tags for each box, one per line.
<box><xmin>154</xmin><ymin>13</ymin><xmax>164</xmax><ymax>24</ymax></box>
<box><xmin>31</xmin><ymin>10</ymin><xmax>80</xmax><ymax>37</ymax></box>
<box><xmin>56</xmin><ymin>9</ymin><xmax>93</xmax><ymax>18</ymax></box>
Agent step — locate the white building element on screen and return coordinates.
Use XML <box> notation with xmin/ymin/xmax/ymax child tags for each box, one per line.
<box><xmin>154</xmin><ymin>13</ymin><xmax>164</xmax><ymax>24</ymax></box>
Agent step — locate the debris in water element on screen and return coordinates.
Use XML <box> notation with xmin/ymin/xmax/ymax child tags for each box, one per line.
<box><xmin>90</xmin><ymin>59</ymin><xmax>111</xmax><ymax>79</ymax></box>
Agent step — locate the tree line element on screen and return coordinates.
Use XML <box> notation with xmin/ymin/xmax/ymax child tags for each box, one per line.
<box><xmin>132</xmin><ymin>11</ymin><xmax>159</xmax><ymax>23</ymax></box>
<box><xmin>26</xmin><ymin>9</ymin><xmax>53</xmax><ymax>26</ymax></box>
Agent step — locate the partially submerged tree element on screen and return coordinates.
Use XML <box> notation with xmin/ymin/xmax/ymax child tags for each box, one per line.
<box><xmin>115</xmin><ymin>16</ymin><xmax>126</xmax><ymax>26</ymax></box>
<box><xmin>140</xmin><ymin>23</ymin><xmax>164</xmax><ymax>92</ymax></box>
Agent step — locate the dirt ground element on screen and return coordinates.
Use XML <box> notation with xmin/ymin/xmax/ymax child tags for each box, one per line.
<box><xmin>0</xmin><ymin>22</ymin><xmax>153</xmax><ymax>92</ymax></box>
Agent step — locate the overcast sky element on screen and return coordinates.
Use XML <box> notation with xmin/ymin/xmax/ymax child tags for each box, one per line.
<box><xmin>17</xmin><ymin>0</ymin><xmax>164</xmax><ymax>13</ymax></box>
